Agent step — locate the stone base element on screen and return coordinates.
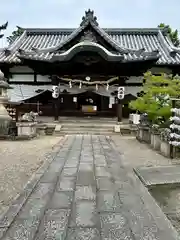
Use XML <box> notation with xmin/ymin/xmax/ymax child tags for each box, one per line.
<box><xmin>54</xmin><ymin>124</ymin><xmax>62</xmax><ymax>134</ymax></box>
<box><xmin>36</xmin><ymin>124</ymin><xmax>47</xmax><ymax>136</ymax></box>
<box><xmin>150</xmin><ymin>134</ymin><xmax>161</xmax><ymax>150</ymax></box>
<box><xmin>114</xmin><ymin>125</ymin><xmax>121</xmax><ymax>133</ymax></box>
<box><xmin>137</xmin><ymin>126</ymin><xmax>150</xmax><ymax>143</ymax></box>
<box><xmin>45</xmin><ymin>125</ymin><xmax>56</xmax><ymax>135</ymax></box>
<box><xmin>160</xmin><ymin>141</ymin><xmax>170</xmax><ymax>157</ymax></box>
<box><xmin>16</xmin><ymin>122</ymin><xmax>37</xmax><ymax>138</ymax></box>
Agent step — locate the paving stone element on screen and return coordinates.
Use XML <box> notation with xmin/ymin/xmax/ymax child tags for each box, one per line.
<box><xmin>79</xmin><ymin>163</ymin><xmax>94</xmax><ymax>171</ymax></box>
<box><xmin>40</xmin><ymin>171</ymin><xmax>59</xmax><ymax>183</ymax></box>
<box><xmin>47</xmin><ymin>162</ymin><xmax>64</xmax><ymax>173</ymax></box>
<box><xmin>97</xmin><ymin>177</ymin><xmax>114</xmax><ymax>191</ymax></box>
<box><xmin>30</xmin><ymin>183</ymin><xmax>54</xmax><ymax>200</ymax></box>
<box><xmin>100</xmin><ymin>213</ymin><xmax>134</xmax><ymax>240</ymax></box>
<box><xmin>76</xmin><ymin>170</ymin><xmax>96</xmax><ymax>186</ymax></box>
<box><xmin>67</xmin><ymin>227</ymin><xmax>100</xmax><ymax>240</ymax></box>
<box><xmin>75</xmin><ymin>186</ymin><xmax>96</xmax><ymax>201</ymax></box>
<box><xmin>2</xmin><ymin>218</ymin><xmax>39</xmax><ymax>240</ymax></box>
<box><xmin>80</xmin><ymin>157</ymin><xmax>93</xmax><ymax>163</ymax></box>
<box><xmin>95</xmin><ymin>160</ymin><xmax>106</xmax><ymax>167</ymax></box>
<box><xmin>64</xmin><ymin>162</ymin><xmax>79</xmax><ymax>168</ymax></box>
<box><xmin>56</xmin><ymin>176</ymin><xmax>76</xmax><ymax>191</ymax></box>
<box><xmin>96</xmin><ymin>167</ymin><xmax>110</xmax><ymax>177</ymax></box>
<box><xmin>61</xmin><ymin>167</ymin><xmax>77</xmax><ymax>177</ymax></box>
<box><xmin>70</xmin><ymin>200</ymin><xmax>98</xmax><ymax>227</ymax></box>
<box><xmin>35</xmin><ymin>209</ymin><xmax>70</xmax><ymax>240</ymax></box>
<box><xmin>97</xmin><ymin>190</ymin><xmax>122</xmax><ymax>212</ymax></box>
<box><xmin>49</xmin><ymin>191</ymin><xmax>73</xmax><ymax>209</ymax></box>
<box><xmin>108</xmin><ymin>164</ymin><xmax>128</xmax><ymax>180</ymax></box>
<box><xmin>118</xmin><ymin>188</ymin><xmax>142</xmax><ymax>206</ymax></box>
<box><xmin>17</xmin><ymin>198</ymin><xmax>47</xmax><ymax>220</ymax></box>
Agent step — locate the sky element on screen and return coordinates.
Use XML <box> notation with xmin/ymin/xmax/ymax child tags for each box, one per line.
<box><xmin>0</xmin><ymin>0</ymin><xmax>179</xmax><ymax>46</ymax></box>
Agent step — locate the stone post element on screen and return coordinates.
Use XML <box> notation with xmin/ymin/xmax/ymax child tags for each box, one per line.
<box><xmin>0</xmin><ymin>70</ymin><xmax>12</xmax><ymax>135</ymax></box>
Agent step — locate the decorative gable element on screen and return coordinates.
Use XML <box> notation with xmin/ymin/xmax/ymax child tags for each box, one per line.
<box><xmin>80</xmin><ymin>30</ymin><xmax>97</xmax><ymax>43</ymax></box>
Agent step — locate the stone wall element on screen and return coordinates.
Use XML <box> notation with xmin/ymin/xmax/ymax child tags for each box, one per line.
<box><xmin>137</xmin><ymin>127</ymin><xmax>171</xmax><ymax>158</ymax></box>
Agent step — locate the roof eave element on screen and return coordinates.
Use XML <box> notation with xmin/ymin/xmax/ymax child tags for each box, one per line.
<box><xmin>17</xmin><ymin>55</ymin><xmax>51</xmax><ymax>63</ymax></box>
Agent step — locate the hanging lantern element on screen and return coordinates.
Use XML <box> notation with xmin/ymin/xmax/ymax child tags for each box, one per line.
<box><xmin>73</xmin><ymin>97</ymin><xmax>77</xmax><ymax>102</ymax></box>
<box><xmin>106</xmin><ymin>84</ymin><xmax>109</xmax><ymax>91</ymax></box>
<box><xmin>117</xmin><ymin>86</ymin><xmax>125</xmax><ymax>100</ymax></box>
<box><xmin>52</xmin><ymin>85</ymin><xmax>59</xmax><ymax>98</ymax></box>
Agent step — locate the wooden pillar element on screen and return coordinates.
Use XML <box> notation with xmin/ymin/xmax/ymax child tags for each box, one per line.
<box><xmin>54</xmin><ymin>99</ymin><xmax>59</xmax><ymax>121</ymax></box>
<box><xmin>117</xmin><ymin>98</ymin><xmax>122</xmax><ymax>122</ymax></box>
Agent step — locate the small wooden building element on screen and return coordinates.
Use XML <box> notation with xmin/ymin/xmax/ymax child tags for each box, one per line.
<box><xmin>0</xmin><ymin>10</ymin><xmax>180</xmax><ymax>120</ymax></box>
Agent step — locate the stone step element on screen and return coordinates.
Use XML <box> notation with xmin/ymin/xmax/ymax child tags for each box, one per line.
<box><xmin>59</xmin><ymin>124</ymin><xmax>132</xmax><ymax>135</ymax></box>
<box><xmin>61</xmin><ymin>123</ymin><xmax>115</xmax><ymax>127</ymax></box>
<box><xmin>61</xmin><ymin>127</ymin><xmax>113</xmax><ymax>131</ymax></box>
<box><xmin>59</xmin><ymin>129</ymin><xmax>131</xmax><ymax>135</ymax></box>
<box><xmin>57</xmin><ymin>131</ymin><xmax>119</xmax><ymax>135</ymax></box>
<box><xmin>61</xmin><ymin>123</ymin><xmax>130</xmax><ymax>127</ymax></box>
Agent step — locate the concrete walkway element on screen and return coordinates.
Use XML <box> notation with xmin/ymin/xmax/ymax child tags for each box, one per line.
<box><xmin>0</xmin><ymin>135</ymin><xmax>179</xmax><ymax>240</ymax></box>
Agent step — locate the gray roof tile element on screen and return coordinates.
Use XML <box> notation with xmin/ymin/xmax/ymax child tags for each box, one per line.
<box><xmin>1</xmin><ymin>10</ymin><xmax>180</xmax><ymax>65</ymax></box>
<box><xmin>8</xmin><ymin>84</ymin><xmax>52</xmax><ymax>102</ymax></box>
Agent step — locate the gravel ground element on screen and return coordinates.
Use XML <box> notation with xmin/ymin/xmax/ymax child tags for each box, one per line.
<box><xmin>111</xmin><ymin>135</ymin><xmax>179</xmax><ymax>168</ymax></box>
<box><xmin>0</xmin><ymin>136</ymin><xmax>63</xmax><ymax>215</ymax></box>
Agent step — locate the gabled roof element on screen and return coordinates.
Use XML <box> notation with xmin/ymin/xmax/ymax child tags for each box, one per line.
<box><xmin>0</xmin><ymin>9</ymin><xmax>180</xmax><ymax>65</ymax></box>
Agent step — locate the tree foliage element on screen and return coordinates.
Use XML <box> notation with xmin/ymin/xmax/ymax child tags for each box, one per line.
<box><xmin>129</xmin><ymin>72</ymin><xmax>180</xmax><ymax>124</ymax></box>
<box><xmin>7</xmin><ymin>26</ymin><xmax>24</xmax><ymax>44</ymax></box>
<box><xmin>158</xmin><ymin>23</ymin><xmax>179</xmax><ymax>47</ymax></box>
<box><xmin>0</xmin><ymin>22</ymin><xmax>8</xmax><ymax>39</ymax></box>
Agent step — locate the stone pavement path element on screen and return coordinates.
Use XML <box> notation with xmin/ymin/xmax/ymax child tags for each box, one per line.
<box><xmin>0</xmin><ymin>135</ymin><xmax>179</xmax><ymax>240</ymax></box>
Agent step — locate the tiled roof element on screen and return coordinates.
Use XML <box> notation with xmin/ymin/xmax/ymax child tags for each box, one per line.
<box><xmin>8</xmin><ymin>84</ymin><xmax>52</xmax><ymax>103</ymax></box>
<box><xmin>8</xmin><ymin>84</ymin><xmax>141</xmax><ymax>102</ymax></box>
<box><xmin>1</xmin><ymin>9</ymin><xmax>180</xmax><ymax>65</ymax></box>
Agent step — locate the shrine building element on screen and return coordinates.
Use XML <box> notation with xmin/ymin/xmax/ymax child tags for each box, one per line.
<box><xmin>0</xmin><ymin>9</ymin><xmax>180</xmax><ymax>121</ymax></box>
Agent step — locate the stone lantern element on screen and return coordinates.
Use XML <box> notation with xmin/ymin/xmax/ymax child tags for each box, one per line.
<box><xmin>0</xmin><ymin>70</ymin><xmax>12</xmax><ymax>135</ymax></box>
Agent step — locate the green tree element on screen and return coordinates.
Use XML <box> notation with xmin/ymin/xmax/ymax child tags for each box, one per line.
<box><xmin>0</xmin><ymin>22</ymin><xmax>8</xmax><ymax>39</ymax></box>
<box><xmin>7</xmin><ymin>26</ymin><xmax>24</xmax><ymax>44</ymax></box>
<box><xmin>129</xmin><ymin>72</ymin><xmax>180</xmax><ymax>125</ymax></box>
<box><xmin>158</xmin><ymin>23</ymin><xmax>179</xmax><ymax>47</ymax></box>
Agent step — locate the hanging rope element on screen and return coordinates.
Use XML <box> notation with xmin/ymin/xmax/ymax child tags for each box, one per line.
<box><xmin>57</xmin><ymin>76</ymin><xmax>118</xmax><ymax>85</ymax></box>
